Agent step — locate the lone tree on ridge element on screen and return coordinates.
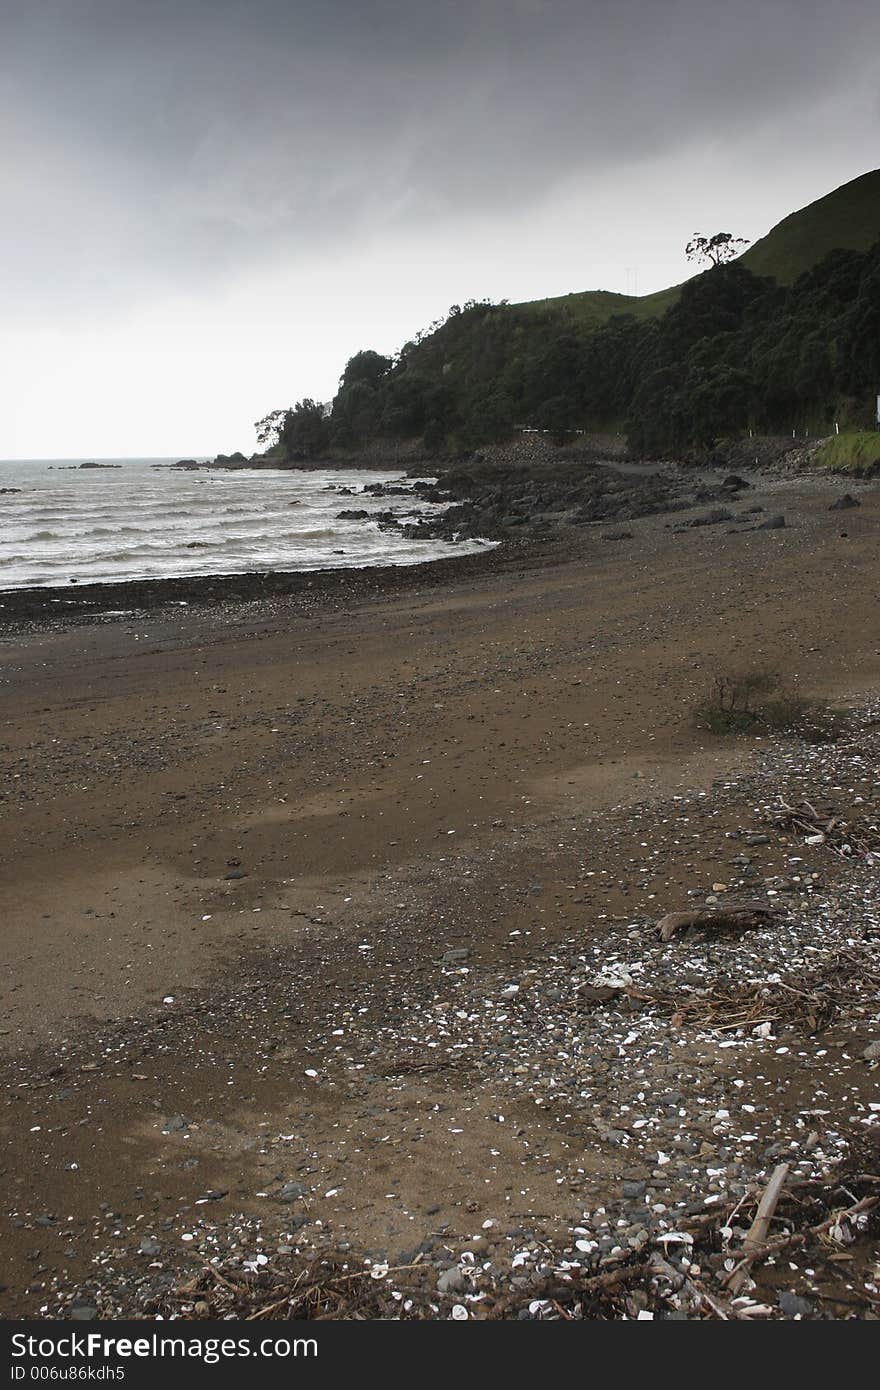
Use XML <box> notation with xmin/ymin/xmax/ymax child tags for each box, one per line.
<box><xmin>685</xmin><ymin>232</ymin><xmax>750</xmax><ymax>267</ymax></box>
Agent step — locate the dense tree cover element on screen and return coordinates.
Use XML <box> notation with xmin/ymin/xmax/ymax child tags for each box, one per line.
<box><xmin>255</xmin><ymin>398</ymin><xmax>329</xmax><ymax>459</ymax></box>
<box><xmin>259</xmin><ymin>239</ymin><xmax>880</xmax><ymax>460</ymax></box>
<box><xmin>628</xmin><ymin>244</ymin><xmax>880</xmax><ymax>453</ymax></box>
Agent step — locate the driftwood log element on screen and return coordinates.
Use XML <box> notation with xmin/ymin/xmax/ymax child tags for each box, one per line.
<box><xmin>727</xmin><ymin>1162</ymin><xmax>790</xmax><ymax>1295</ymax></box>
<box><xmin>656</xmin><ymin>903</ymin><xmax>780</xmax><ymax>942</ymax></box>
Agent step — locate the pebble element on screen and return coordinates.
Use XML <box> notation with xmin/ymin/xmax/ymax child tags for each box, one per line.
<box><xmin>437</xmin><ymin>1268</ymin><xmax>467</xmax><ymax>1294</ymax></box>
<box><xmin>778</xmin><ymin>1291</ymin><xmax>813</xmax><ymax>1317</ymax></box>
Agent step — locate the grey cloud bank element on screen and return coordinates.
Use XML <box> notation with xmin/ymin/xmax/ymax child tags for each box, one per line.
<box><xmin>1</xmin><ymin>0</ymin><xmax>878</xmax><ymax>454</ymax></box>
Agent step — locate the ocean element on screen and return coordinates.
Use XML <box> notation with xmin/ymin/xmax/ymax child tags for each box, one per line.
<box><xmin>0</xmin><ymin>458</ymin><xmax>493</xmax><ymax>591</ymax></box>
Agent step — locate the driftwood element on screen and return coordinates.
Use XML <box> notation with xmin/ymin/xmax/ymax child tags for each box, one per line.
<box><xmin>657</xmin><ymin>903</ymin><xmax>780</xmax><ymax>942</ymax></box>
<box><xmin>727</xmin><ymin>1162</ymin><xmax>789</xmax><ymax>1294</ymax></box>
<box><xmin>722</xmin><ymin>1192</ymin><xmax>880</xmax><ymax>1292</ymax></box>
<box><xmin>156</xmin><ymin>1160</ymin><xmax>880</xmax><ymax>1320</ymax></box>
<box><xmin>772</xmin><ymin>797</ymin><xmax>880</xmax><ymax>861</ymax></box>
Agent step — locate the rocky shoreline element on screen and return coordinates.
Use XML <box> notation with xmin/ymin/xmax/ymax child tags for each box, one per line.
<box><xmin>398</xmin><ymin>459</ymin><xmax>756</xmax><ymax>541</ymax></box>
<box><xmin>0</xmin><ymin>456</ymin><xmax>759</xmax><ymax>629</ymax></box>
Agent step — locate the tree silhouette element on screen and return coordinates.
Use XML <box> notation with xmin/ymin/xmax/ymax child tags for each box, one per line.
<box><xmin>685</xmin><ymin>232</ymin><xmax>750</xmax><ymax>268</ymax></box>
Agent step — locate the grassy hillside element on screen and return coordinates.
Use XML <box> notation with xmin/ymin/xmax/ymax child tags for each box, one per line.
<box><xmin>815</xmin><ymin>431</ymin><xmax>880</xmax><ymax>475</ymax></box>
<box><xmin>518</xmin><ymin>283</ymin><xmax>680</xmax><ymax>331</ymax></box>
<box><xmin>516</xmin><ymin>168</ymin><xmax>880</xmax><ymax>330</ymax></box>
<box><xmin>741</xmin><ymin>169</ymin><xmax>880</xmax><ymax>284</ymax></box>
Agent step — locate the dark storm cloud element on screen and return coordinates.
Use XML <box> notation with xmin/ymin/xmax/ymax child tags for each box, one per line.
<box><xmin>2</xmin><ymin>0</ymin><xmax>878</xmax><ymax>318</ymax></box>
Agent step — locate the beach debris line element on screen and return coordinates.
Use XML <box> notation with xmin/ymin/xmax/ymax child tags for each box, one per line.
<box><xmin>768</xmin><ymin>796</ymin><xmax>880</xmax><ymax>862</ymax></box>
<box><xmin>655</xmin><ymin>903</ymin><xmax>780</xmax><ymax>942</ymax></box>
<box><xmin>148</xmin><ymin>1157</ymin><xmax>880</xmax><ymax>1320</ymax></box>
<box><xmin>615</xmin><ymin>947</ymin><xmax>879</xmax><ymax>1036</ymax></box>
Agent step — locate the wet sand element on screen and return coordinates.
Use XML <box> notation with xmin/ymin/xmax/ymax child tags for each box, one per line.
<box><xmin>1</xmin><ymin>470</ymin><xmax>878</xmax><ymax>1316</ymax></box>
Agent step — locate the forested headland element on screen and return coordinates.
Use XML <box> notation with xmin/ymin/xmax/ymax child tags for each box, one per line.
<box><xmin>256</xmin><ymin>171</ymin><xmax>880</xmax><ymax>464</ymax></box>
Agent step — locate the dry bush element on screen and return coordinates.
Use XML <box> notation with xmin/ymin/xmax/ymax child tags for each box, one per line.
<box><xmin>694</xmin><ymin>671</ymin><xmax>848</xmax><ymax>742</ymax></box>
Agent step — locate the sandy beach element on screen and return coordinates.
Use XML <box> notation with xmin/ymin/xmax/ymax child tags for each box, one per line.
<box><xmin>2</xmin><ymin>468</ymin><xmax>879</xmax><ymax>1319</ymax></box>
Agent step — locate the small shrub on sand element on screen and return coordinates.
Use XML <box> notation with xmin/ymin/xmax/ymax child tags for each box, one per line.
<box><xmin>694</xmin><ymin>672</ymin><xmax>848</xmax><ymax>742</ymax></box>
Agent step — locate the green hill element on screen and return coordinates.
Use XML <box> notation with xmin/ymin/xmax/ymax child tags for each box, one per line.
<box><xmin>518</xmin><ymin>283</ymin><xmax>680</xmax><ymax>331</ymax></box>
<box><xmin>740</xmin><ymin>169</ymin><xmax>880</xmax><ymax>284</ymax></box>
<box><xmin>517</xmin><ymin>168</ymin><xmax>880</xmax><ymax>329</ymax></box>
<box><xmin>259</xmin><ymin>168</ymin><xmax>880</xmax><ymax>461</ymax></box>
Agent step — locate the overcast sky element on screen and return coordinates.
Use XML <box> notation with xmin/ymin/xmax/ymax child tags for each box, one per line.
<box><xmin>1</xmin><ymin>0</ymin><xmax>878</xmax><ymax>458</ymax></box>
